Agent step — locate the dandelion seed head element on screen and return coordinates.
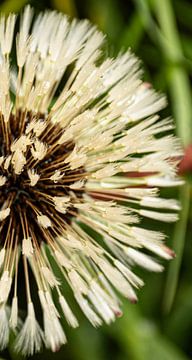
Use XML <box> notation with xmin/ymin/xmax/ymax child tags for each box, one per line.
<box><xmin>0</xmin><ymin>6</ymin><xmax>182</xmax><ymax>354</ymax></box>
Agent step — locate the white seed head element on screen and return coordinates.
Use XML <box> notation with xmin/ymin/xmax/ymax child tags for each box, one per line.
<box><xmin>0</xmin><ymin>6</ymin><xmax>182</xmax><ymax>356</ymax></box>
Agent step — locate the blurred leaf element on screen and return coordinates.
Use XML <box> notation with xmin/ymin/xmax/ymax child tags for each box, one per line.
<box><xmin>119</xmin><ymin>12</ymin><xmax>144</xmax><ymax>51</ymax></box>
<box><xmin>86</xmin><ymin>0</ymin><xmax>123</xmax><ymax>44</ymax></box>
<box><xmin>108</xmin><ymin>302</ymin><xmax>190</xmax><ymax>360</ymax></box>
<box><xmin>164</xmin><ymin>284</ymin><xmax>192</xmax><ymax>346</ymax></box>
<box><xmin>181</xmin><ymin>35</ymin><xmax>192</xmax><ymax>68</ymax></box>
<box><xmin>175</xmin><ymin>0</ymin><xmax>192</xmax><ymax>31</ymax></box>
<box><xmin>8</xmin><ymin>332</ymin><xmax>24</xmax><ymax>360</ymax></box>
<box><xmin>0</xmin><ymin>0</ymin><xmax>28</xmax><ymax>14</ymax></box>
<box><xmin>51</xmin><ymin>0</ymin><xmax>77</xmax><ymax>17</ymax></box>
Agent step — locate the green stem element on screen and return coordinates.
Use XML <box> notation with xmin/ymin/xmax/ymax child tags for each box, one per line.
<box><xmin>152</xmin><ymin>0</ymin><xmax>191</xmax><ymax>312</ymax></box>
<box><xmin>163</xmin><ymin>184</ymin><xmax>190</xmax><ymax>313</ymax></box>
<box><xmin>153</xmin><ymin>0</ymin><xmax>192</xmax><ymax>146</ymax></box>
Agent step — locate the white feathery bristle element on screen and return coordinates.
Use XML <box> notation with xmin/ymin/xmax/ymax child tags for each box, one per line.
<box><xmin>0</xmin><ymin>13</ymin><xmax>16</xmax><ymax>55</ymax></box>
<box><xmin>53</xmin><ymin>196</ymin><xmax>70</xmax><ymax>214</ymax></box>
<box><xmin>28</xmin><ymin>169</ymin><xmax>40</xmax><ymax>186</ymax></box>
<box><xmin>114</xmin><ymin>260</ymin><xmax>144</xmax><ymax>288</ymax></box>
<box><xmin>16</xmin><ymin>5</ymin><xmax>33</xmax><ymax>67</ymax></box>
<box><xmin>26</xmin><ymin>119</ymin><xmax>46</xmax><ymax>137</ymax></box>
<box><xmin>43</xmin><ymin>310</ymin><xmax>67</xmax><ymax>352</ymax></box>
<box><xmin>22</xmin><ymin>237</ymin><xmax>34</xmax><ymax>257</ymax></box>
<box><xmin>65</xmin><ymin>148</ymin><xmax>87</xmax><ymax>170</ymax></box>
<box><xmin>88</xmin><ymin>283</ymin><xmax>116</xmax><ymax>324</ymax></box>
<box><xmin>147</xmin><ymin>176</ymin><xmax>184</xmax><ymax>187</ymax></box>
<box><xmin>140</xmin><ymin>209</ymin><xmax>178</xmax><ymax>222</ymax></box>
<box><xmin>11</xmin><ymin>135</ymin><xmax>32</xmax><ymax>153</ymax></box>
<box><xmin>15</xmin><ymin>302</ymin><xmax>43</xmax><ymax>356</ymax></box>
<box><xmin>9</xmin><ymin>296</ymin><xmax>18</xmax><ymax>329</ymax></box>
<box><xmin>68</xmin><ymin>270</ymin><xmax>88</xmax><ymax>294</ymax></box>
<box><xmin>0</xmin><ymin>208</ymin><xmax>10</xmax><ymax>221</ymax></box>
<box><xmin>97</xmin><ymin>259</ymin><xmax>138</xmax><ymax>302</ymax></box>
<box><xmin>41</xmin><ymin>266</ymin><xmax>60</xmax><ymax>288</ymax></box>
<box><xmin>31</xmin><ymin>140</ymin><xmax>47</xmax><ymax>160</ymax></box>
<box><xmin>0</xmin><ymin>271</ymin><xmax>12</xmax><ymax>303</ymax></box>
<box><xmin>125</xmin><ymin>247</ymin><xmax>164</xmax><ymax>272</ymax></box>
<box><xmin>74</xmin><ymin>292</ymin><xmax>102</xmax><ymax>327</ymax></box>
<box><xmin>54</xmin><ymin>250</ymin><xmax>72</xmax><ymax>270</ymax></box>
<box><xmin>0</xmin><ymin>248</ymin><xmax>5</xmax><ymax>268</ymax></box>
<box><xmin>37</xmin><ymin>214</ymin><xmax>52</xmax><ymax>228</ymax></box>
<box><xmin>11</xmin><ymin>149</ymin><xmax>26</xmax><ymax>174</ymax></box>
<box><xmin>140</xmin><ymin>196</ymin><xmax>180</xmax><ymax>210</ymax></box>
<box><xmin>0</xmin><ymin>156</ymin><xmax>4</xmax><ymax>166</ymax></box>
<box><xmin>0</xmin><ymin>305</ymin><xmax>9</xmax><ymax>350</ymax></box>
<box><xmin>142</xmin><ymin>242</ymin><xmax>174</xmax><ymax>260</ymax></box>
<box><xmin>50</xmin><ymin>170</ymin><xmax>64</xmax><ymax>182</ymax></box>
<box><xmin>39</xmin><ymin>290</ymin><xmax>66</xmax><ymax>352</ymax></box>
<box><xmin>93</xmin><ymin>164</ymin><xmax>117</xmax><ymax>179</ymax></box>
<box><xmin>59</xmin><ymin>295</ymin><xmax>79</xmax><ymax>328</ymax></box>
<box><xmin>90</xmin><ymin>279</ymin><xmax>122</xmax><ymax>317</ymax></box>
<box><xmin>45</xmin><ymin>291</ymin><xmax>60</xmax><ymax>318</ymax></box>
<box><xmin>0</xmin><ymin>176</ymin><xmax>6</xmax><ymax>187</ymax></box>
<box><xmin>69</xmin><ymin>179</ymin><xmax>85</xmax><ymax>189</ymax></box>
<box><xmin>3</xmin><ymin>155</ymin><xmax>11</xmax><ymax>170</ymax></box>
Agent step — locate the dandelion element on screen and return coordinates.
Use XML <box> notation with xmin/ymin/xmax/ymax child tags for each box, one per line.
<box><xmin>0</xmin><ymin>6</ymin><xmax>183</xmax><ymax>355</ymax></box>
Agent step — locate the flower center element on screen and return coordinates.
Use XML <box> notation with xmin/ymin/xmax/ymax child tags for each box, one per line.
<box><xmin>0</xmin><ymin>111</ymin><xmax>85</xmax><ymax>246</ymax></box>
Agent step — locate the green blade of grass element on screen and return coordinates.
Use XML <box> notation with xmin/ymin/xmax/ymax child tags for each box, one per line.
<box><xmin>152</xmin><ymin>0</ymin><xmax>191</xmax><ymax>312</ymax></box>
<box><xmin>163</xmin><ymin>184</ymin><xmax>190</xmax><ymax>313</ymax></box>
<box><xmin>153</xmin><ymin>0</ymin><xmax>192</xmax><ymax>145</ymax></box>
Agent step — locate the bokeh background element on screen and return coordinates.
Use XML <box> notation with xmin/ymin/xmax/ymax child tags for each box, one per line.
<box><xmin>0</xmin><ymin>0</ymin><xmax>192</xmax><ymax>359</ymax></box>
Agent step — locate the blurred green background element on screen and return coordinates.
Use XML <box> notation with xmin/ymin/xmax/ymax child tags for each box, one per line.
<box><xmin>0</xmin><ymin>0</ymin><xmax>192</xmax><ymax>359</ymax></box>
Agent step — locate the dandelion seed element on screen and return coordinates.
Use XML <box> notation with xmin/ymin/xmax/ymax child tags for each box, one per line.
<box><xmin>22</xmin><ymin>237</ymin><xmax>33</xmax><ymax>257</ymax></box>
<box><xmin>0</xmin><ymin>208</ymin><xmax>10</xmax><ymax>221</ymax></box>
<box><xmin>0</xmin><ymin>6</ymin><xmax>182</xmax><ymax>354</ymax></box>
<box><xmin>0</xmin><ymin>176</ymin><xmax>6</xmax><ymax>187</ymax></box>
<box><xmin>37</xmin><ymin>214</ymin><xmax>52</xmax><ymax>228</ymax></box>
<box><xmin>27</xmin><ymin>169</ymin><xmax>40</xmax><ymax>186</ymax></box>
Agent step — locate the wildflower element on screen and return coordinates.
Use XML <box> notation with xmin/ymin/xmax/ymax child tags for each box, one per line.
<box><xmin>0</xmin><ymin>6</ymin><xmax>183</xmax><ymax>355</ymax></box>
